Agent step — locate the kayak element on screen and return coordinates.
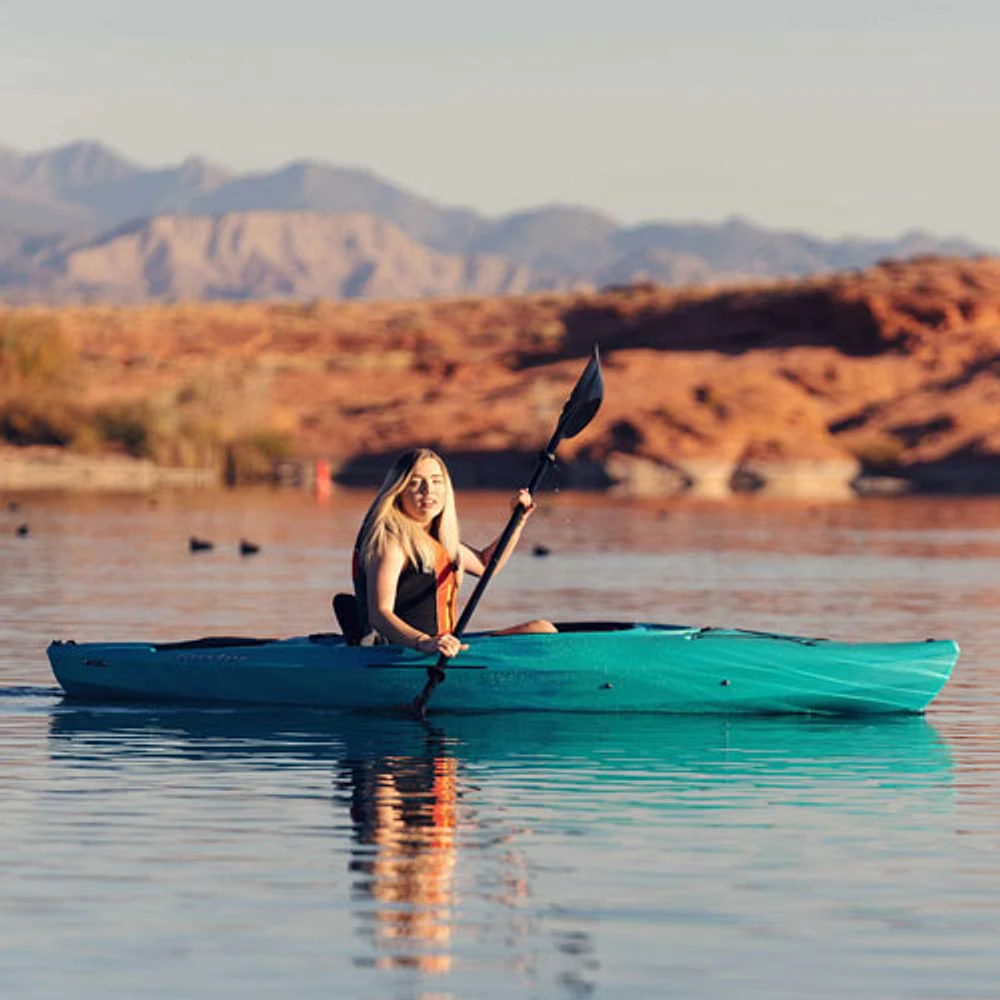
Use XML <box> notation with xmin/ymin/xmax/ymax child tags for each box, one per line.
<box><xmin>47</xmin><ymin>621</ymin><xmax>958</xmax><ymax>715</ymax></box>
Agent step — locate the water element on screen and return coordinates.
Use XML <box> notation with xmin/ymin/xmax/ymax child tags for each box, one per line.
<box><xmin>3</xmin><ymin>491</ymin><xmax>1000</xmax><ymax>999</ymax></box>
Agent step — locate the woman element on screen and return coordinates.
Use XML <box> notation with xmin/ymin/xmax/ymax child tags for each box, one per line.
<box><xmin>353</xmin><ymin>448</ymin><xmax>556</xmax><ymax>658</ymax></box>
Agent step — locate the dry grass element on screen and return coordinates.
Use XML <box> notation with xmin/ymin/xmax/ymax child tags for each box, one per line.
<box><xmin>0</xmin><ymin>307</ymin><xmax>294</xmax><ymax>474</ymax></box>
<box><xmin>0</xmin><ymin>311</ymin><xmax>79</xmax><ymax>383</ymax></box>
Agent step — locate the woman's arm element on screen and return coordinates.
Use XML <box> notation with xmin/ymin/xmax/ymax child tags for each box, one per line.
<box><xmin>461</xmin><ymin>489</ymin><xmax>537</xmax><ymax>577</ymax></box>
<box><xmin>368</xmin><ymin>541</ymin><xmax>467</xmax><ymax>657</ymax></box>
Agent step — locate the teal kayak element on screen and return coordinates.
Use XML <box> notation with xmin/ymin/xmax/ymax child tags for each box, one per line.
<box><xmin>47</xmin><ymin>621</ymin><xmax>958</xmax><ymax>715</ymax></box>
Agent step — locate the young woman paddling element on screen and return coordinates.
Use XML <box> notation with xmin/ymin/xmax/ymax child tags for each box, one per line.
<box><xmin>353</xmin><ymin>448</ymin><xmax>556</xmax><ymax>658</ymax></box>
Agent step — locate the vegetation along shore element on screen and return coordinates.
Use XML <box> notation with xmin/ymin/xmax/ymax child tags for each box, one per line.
<box><xmin>3</xmin><ymin>254</ymin><xmax>1000</xmax><ymax>498</ymax></box>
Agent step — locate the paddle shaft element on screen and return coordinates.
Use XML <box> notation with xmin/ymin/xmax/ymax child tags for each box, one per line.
<box><xmin>452</xmin><ymin>447</ymin><xmax>556</xmax><ymax>639</ymax></box>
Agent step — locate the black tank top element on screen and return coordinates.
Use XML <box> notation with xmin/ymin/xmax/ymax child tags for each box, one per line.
<box><xmin>353</xmin><ymin>536</ymin><xmax>459</xmax><ymax>638</ymax></box>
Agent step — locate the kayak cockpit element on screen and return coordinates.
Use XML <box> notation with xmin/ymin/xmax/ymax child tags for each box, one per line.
<box><xmin>152</xmin><ymin>636</ymin><xmax>279</xmax><ymax>651</ymax></box>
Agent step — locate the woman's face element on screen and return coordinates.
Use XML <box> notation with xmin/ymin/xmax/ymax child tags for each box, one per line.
<box><xmin>398</xmin><ymin>456</ymin><xmax>447</xmax><ymax>526</ymax></box>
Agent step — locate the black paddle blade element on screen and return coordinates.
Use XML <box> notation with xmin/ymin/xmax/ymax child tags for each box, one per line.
<box><xmin>555</xmin><ymin>346</ymin><xmax>604</xmax><ymax>441</ymax></box>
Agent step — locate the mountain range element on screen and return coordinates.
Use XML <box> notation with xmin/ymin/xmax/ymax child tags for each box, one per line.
<box><xmin>0</xmin><ymin>140</ymin><xmax>989</xmax><ymax>303</ymax></box>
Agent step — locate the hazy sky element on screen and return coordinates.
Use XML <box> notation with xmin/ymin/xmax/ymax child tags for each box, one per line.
<box><xmin>3</xmin><ymin>0</ymin><xmax>999</xmax><ymax>244</ymax></box>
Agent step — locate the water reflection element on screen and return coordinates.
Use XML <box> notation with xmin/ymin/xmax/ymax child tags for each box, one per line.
<box><xmin>338</xmin><ymin>735</ymin><xmax>459</xmax><ymax>974</ymax></box>
<box><xmin>45</xmin><ymin>707</ymin><xmax>955</xmax><ymax>986</ymax></box>
<box><xmin>45</xmin><ymin>707</ymin><xmax>955</xmax><ymax>782</ymax></box>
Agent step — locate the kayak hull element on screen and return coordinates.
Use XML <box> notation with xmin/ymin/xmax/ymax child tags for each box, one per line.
<box><xmin>46</xmin><ymin>623</ymin><xmax>959</xmax><ymax>715</ymax></box>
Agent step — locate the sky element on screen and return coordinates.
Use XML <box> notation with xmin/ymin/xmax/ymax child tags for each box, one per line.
<box><xmin>2</xmin><ymin>0</ymin><xmax>999</xmax><ymax>245</ymax></box>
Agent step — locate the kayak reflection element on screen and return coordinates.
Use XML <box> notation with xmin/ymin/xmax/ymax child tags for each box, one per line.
<box><xmin>46</xmin><ymin>709</ymin><xmax>955</xmax><ymax>980</ymax></box>
<box><xmin>45</xmin><ymin>707</ymin><xmax>955</xmax><ymax>780</ymax></box>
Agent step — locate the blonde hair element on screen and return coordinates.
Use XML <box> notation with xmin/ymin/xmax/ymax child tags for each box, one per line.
<box><xmin>356</xmin><ymin>448</ymin><xmax>460</xmax><ymax>575</ymax></box>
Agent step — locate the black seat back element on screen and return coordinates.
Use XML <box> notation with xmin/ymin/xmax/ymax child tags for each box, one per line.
<box><xmin>332</xmin><ymin>593</ymin><xmax>365</xmax><ymax>645</ymax></box>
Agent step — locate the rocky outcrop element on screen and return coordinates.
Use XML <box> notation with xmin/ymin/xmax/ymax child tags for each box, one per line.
<box><xmin>5</xmin><ymin>255</ymin><xmax>1000</xmax><ymax>496</ymax></box>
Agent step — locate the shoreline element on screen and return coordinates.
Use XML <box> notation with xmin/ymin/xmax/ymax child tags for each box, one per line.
<box><xmin>0</xmin><ymin>446</ymin><xmax>942</xmax><ymax>499</ymax></box>
<box><xmin>0</xmin><ymin>447</ymin><xmax>218</xmax><ymax>492</ymax></box>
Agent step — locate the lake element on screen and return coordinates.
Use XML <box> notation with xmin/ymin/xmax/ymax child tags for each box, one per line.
<box><xmin>2</xmin><ymin>490</ymin><xmax>1000</xmax><ymax>999</ymax></box>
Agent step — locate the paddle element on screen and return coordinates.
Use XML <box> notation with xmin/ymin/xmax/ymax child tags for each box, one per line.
<box><xmin>413</xmin><ymin>345</ymin><xmax>605</xmax><ymax>718</ymax></box>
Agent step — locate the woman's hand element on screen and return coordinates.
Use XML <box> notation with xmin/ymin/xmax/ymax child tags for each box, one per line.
<box><xmin>512</xmin><ymin>488</ymin><xmax>536</xmax><ymax>516</ymax></box>
<box><xmin>415</xmin><ymin>633</ymin><xmax>468</xmax><ymax>658</ymax></box>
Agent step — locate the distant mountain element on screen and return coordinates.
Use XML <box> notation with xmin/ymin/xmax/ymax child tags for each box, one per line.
<box><xmin>610</xmin><ymin>217</ymin><xmax>985</xmax><ymax>277</ymax></box>
<box><xmin>0</xmin><ymin>141</ymin><xmax>233</xmax><ymax>238</ymax></box>
<box><xmin>0</xmin><ymin>140</ymin><xmax>136</xmax><ymax>203</ymax></box>
<box><xmin>0</xmin><ymin>140</ymin><xmax>990</xmax><ymax>303</ymax></box>
<box><xmin>464</xmin><ymin>206</ymin><xmax>621</xmax><ymax>273</ymax></box>
<box><xmin>29</xmin><ymin>212</ymin><xmax>540</xmax><ymax>303</ymax></box>
<box><xmin>189</xmin><ymin>161</ymin><xmax>484</xmax><ymax>252</ymax></box>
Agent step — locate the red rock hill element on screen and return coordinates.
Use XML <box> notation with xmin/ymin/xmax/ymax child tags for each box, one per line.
<box><xmin>4</xmin><ymin>255</ymin><xmax>1000</xmax><ymax>497</ymax></box>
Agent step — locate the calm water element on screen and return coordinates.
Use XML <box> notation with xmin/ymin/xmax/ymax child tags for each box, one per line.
<box><xmin>3</xmin><ymin>491</ymin><xmax>1000</xmax><ymax>999</ymax></box>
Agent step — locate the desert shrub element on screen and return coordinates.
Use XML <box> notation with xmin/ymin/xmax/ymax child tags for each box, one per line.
<box><xmin>173</xmin><ymin>417</ymin><xmax>226</xmax><ymax>468</ymax></box>
<box><xmin>0</xmin><ymin>313</ymin><xmax>78</xmax><ymax>385</ymax></box>
<box><xmin>224</xmin><ymin>429</ymin><xmax>294</xmax><ymax>484</ymax></box>
<box><xmin>67</xmin><ymin>423</ymin><xmax>104</xmax><ymax>454</ymax></box>
<box><xmin>144</xmin><ymin>362</ymin><xmax>283</xmax><ymax>471</ymax></box>
<box><xmin>130</xmin><ymin>400</ymin><xmax>224</xmax><ymax>469</ymax></box>
<box><xmin>88</xmin><ymin>395</ymin><xmax>227</xmax><ymax>467</ymax></box>
<box><xmin>849</xmin><ymin>433</ymin><xmax>907</xmax><ymax>473</ymax></box>
<box><xmin>92</xmin><ymin>402</ymin><xmax>154</xmax><ymax>459</ymax></box>
<box><xmin>0</xmin><ymin>393</ymin><xmax>84</xmax><ymax>446</ymax></box>
<box><xmin>244</xmin><ymin>428</ymin><xmax>293</xmax><ymax>460</ymax></box>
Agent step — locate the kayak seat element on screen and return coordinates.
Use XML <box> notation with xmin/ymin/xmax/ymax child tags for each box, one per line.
<box><xmin>332</xmin><ymin>593</ymin><xmax>365</xmax><ymax>645</ymax></box>
<box><xmin>552</xmin><ymin>621</ymin><xmax>638</xmax><ymax>633</ymax></box>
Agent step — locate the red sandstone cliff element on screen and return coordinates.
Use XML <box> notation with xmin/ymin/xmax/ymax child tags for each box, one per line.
<box><xmin>4</xmin><ymin>255</ymin><xmax>1000</xmax><ymax>497</ymax></box>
